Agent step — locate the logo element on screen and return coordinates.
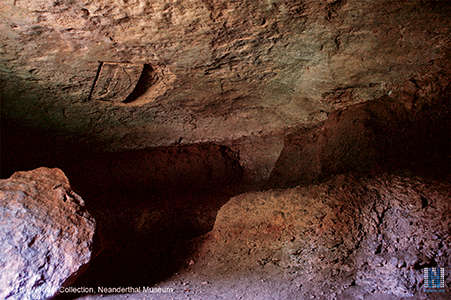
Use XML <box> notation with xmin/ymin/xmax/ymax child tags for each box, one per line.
<box><xmin>424</xmin><ymin>267</ymin><xmax>445</xmax><ymax>293</ymax></box>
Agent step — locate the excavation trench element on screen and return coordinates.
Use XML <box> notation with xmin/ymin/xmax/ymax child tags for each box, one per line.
<box><xmin>1</xmin><ymin>95</ymin><xmax>449</xmax><ymax>298</ymax></box>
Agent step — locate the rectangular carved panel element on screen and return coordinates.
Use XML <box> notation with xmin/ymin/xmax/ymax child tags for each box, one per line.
<box><xmin>90</xmin><ymin>62</ymin><xmax>144</xmax><ymax>103</ymax></box>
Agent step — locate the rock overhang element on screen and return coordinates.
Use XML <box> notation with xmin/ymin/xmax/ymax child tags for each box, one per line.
<box><xmin>0</xmin><ymin>0</ymin><xmax>449</xmax><ymax>152</ymax></box>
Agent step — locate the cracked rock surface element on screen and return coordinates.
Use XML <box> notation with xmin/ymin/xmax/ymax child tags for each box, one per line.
<box><xmin>0</xmin><ymin>168</ymin><xmax>96</xmax><ymax>300</ymax></box>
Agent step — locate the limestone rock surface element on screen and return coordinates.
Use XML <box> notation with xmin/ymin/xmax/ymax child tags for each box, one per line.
<box><xmin>1</xmin><ymin>0</ymin><xmax>450</xmax><ymax>186</ymax></box>
<box><xmin>1</xmin><ymin>0</ymin><xmax>449</xmax><ymax>152</ymax></box>
<box><xmin>0</xmin><ymin>167</ymin><xmax>96</xmax><ymax>300</ymax></box>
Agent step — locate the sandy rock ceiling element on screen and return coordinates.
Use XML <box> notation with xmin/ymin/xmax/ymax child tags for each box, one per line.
<box><xmin>0</xmin><ymin>0</ymin><xmax>449</xmax><ymax>152</ymax></box>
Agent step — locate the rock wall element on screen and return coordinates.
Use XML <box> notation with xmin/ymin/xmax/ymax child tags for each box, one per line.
<box><xmin>158</xmin><ymin>173</ymin><xmax>451</xmax><ymax>299</ymax></box>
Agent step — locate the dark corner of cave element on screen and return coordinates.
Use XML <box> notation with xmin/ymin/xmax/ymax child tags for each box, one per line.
<box><xmin>0</xmin><ymin>1</ymin><xmax>450</xmax><ymax>300</ymax></box>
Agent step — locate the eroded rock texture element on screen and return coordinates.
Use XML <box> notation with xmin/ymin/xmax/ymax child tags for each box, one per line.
<box><xmin>150</xmin><ymin>173</ymin><xmax>450</xmax><ymax>299</ymax></box>
<box><xmin>0</xmin><ymin>168</ymin><xmax>95</xmax><ymax>300</ymax></box>
<box><xmin>1</xmin><ymin>0</ymin><xmax>449</xmax><ymax>155</ymax></box>
<box><xmin>0</xmin><ymin>1</ymin><xmax>449</xmax><ymax>298</ymax></box>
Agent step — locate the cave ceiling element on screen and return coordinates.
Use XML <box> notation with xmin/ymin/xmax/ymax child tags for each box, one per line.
<box><xmin>0</xmin><ymin>0</ymin><xmax>449</xmax><ymax>151</ymax></box>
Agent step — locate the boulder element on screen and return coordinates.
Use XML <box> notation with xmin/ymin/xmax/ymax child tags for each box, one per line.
<box><xmin>0</xmin><ymin>167</ymin><xmax>95</xmax><ymax>300</ymax></box>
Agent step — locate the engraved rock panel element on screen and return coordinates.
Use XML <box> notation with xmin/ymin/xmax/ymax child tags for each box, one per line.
<box><xmin>90</xmin><ymin>62</ymin><xmax>144</xmax><ymax>103</ymax></box>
